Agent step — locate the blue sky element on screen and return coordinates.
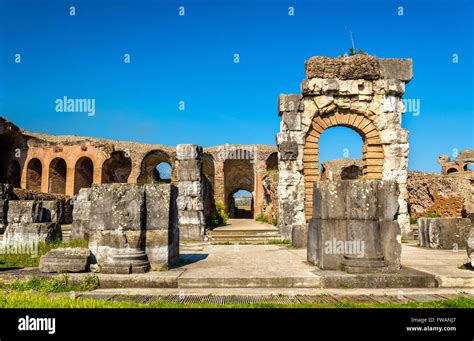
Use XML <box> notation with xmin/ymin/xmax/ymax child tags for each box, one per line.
<box><xmin>0</xmin><ymin>0</ymin><xmax>472</xmax><ymax>172</ymax></box>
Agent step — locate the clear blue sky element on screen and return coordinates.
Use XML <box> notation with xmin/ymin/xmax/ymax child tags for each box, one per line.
<box><xmin>0</xmin><ymin>0</ymin><xmax>472</xmax><ymax>172</ymax></box>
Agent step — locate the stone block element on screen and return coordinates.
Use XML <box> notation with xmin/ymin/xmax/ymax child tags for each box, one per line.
<box><xmin>145</xmin><ymin>184</ymin><xmax>173</xmax><ymax>230</ymax></box>
<box><xmin>278</xmin><ymin>141</ymin><xmax>298</xmax><ymax>161</ymax></box>
<box><xmin>177</xmin><ymin>181</ymin><xmax>202</xmax><ymax>197</ymax></box>
<box><xmin>4</xmin><ymin>222</ymin><xmax>61</xmax><ymax>247</ymax></box>
<box><xmin>39</xmin><ymin>247</ymin><xmax>91</xmax><ymax>273</ymax></box>
<box><xmin>111</xmin><ymin>185</ymin><xmax>145</xmax><ymax>231</ymax></box>
<box><xmin>282</xmin><ymin>112</ymin><xmax>301</xmax><ymax>131</ymax></box>
<box><xmin>379</xmin><ymin>58</ymin><xmax>413</xmax><ymax>82</ymax></box>
<box><xmin>41</xmin><ymin>200</ymin><xmax>63</xmax><ymax>223</ymax></box>
<box><xmin>467</xmin><ymin>228</ymin><xmax>474</xmax><ymax>265</ymax></box>
<box><xmin>308</xmin><ymin>218</ymin><xmax>347</xmax><ymax>269</ymax></box>
<box><xmin>7</xmin><ymin>200</ymin><xmax>42</xmax><ymax>224</ymax></box>
<box><xmin>418</xmin><ymin>217</ymin><xmax>472</xmax><ymax>249</ymax></box>
<box><xmin>0</xmin><ymin>200</ymin><xmax>7</xmax><ymax>233</ymax></box>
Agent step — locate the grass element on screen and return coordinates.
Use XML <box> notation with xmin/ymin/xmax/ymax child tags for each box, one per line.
<box><xmin>0</xmin><ymin>274</ymin><xmax>99</xmax><ymax>293</ymax></box>
<box><xmin>0</xmin><ymin>291</ymin><xmax>472</xmax><ymax>308</ymax></box>
<box><xmin>0</xmin><ymin>240</ymin><xmax>89</xmax><ymax>269</ymax></box>
<box><xmin>267</xmin><ymin>239</ymin><xmax>291</xmax><ymax>245</ymax></box>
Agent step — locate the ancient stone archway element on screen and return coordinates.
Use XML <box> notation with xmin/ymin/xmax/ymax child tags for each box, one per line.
<box><xmin>6</xmin><ymin>160</ymin><xmax>21</xmax><ymax>187</ymax></box>
<box><xmin>138</xmin><ymin>150</ymin><xmax>171</xmax><ymax>184</ymax></box>
<box><xmin>303</xmin><ymin>111</ymin><xmax>383</xmax><ymax>218</ymax></box>
<box><xmin>26</xmin><ymin>158</ymin><xmax>42</xmax><ymax>192</ymax></box>
<box><xmin>48</xmin><ymin>157</ymin><xmax>67</xmax><ymax>194</ymax></box>
<box><xmin>277</xmin><ymin>55</ymin><xmax>412</xmax><ymax>247</ymax></box>
<box><xmin>74</xmin><ymin>157</ymin><xmax>93</xmax><ymax>194</ymax></box>
<box><xmin>102</xmin><ymin>151</ymin><xmax>132</xmax><ymax>183</ymax></box>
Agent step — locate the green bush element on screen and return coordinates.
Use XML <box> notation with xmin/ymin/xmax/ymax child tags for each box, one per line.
<box><xmin>205</xmin><ymin>200</ymin><xmax>228</xmax><ymax>230</ymax></box>
<box><xmin>409</xmin><ymin>216</ymin><xmax>418</xmax><ymax>225</ymax></box>
<box><xmin>426</xmin><ymin>212</ymin><xmax>441</xmax><ymax>218</ymax></box>
<box><xmin>255</xmin><ymin>214</ymin><xmax>269</xmax><ymax>223</ymax></box>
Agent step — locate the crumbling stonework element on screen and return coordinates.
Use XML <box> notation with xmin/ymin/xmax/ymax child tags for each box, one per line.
<box><xmin>438</xmin><ymin>150</ymin><xmax>474</xmax><ymax>175</ymax></box>
<box><xmin>277</xmin><ymin>55</ymin><xmax>412</xmax><ymax>247</ymax></box>
<box><xmin>307</xmin><ymin>180</ymin><xmax>401</xmax><ymax>272</ymax></box>
<box><xmin>407</xmin><ymin>171</ymin><xmax>473</xmax><ymax>218</ymax></box>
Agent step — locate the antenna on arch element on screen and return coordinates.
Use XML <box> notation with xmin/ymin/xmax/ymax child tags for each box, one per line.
<box><xmin>349</xmin><ymin>30</ymin><xmax>356</xmax><ymax>51</ymax></box>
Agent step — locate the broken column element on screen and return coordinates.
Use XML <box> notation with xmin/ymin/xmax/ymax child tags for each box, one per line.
<box><xmin>307</xmin><ymin>179</ymin><xmax>402</xmax><ymax>273</ymax></box>
<box><xmin>418</xmin><ymin>217</ymin><xmax>472</xmax><ymax>249</ymax></box>
<box><xmin>71</xmin><ymin>188</ymin><xmax>92</xmax><ymax>240</ymax></box>
<box><xmin>176</xmin><ymin>144</ymin><xmax>205</xmax><ymax>240</ymax></box>
<box><xmin>87</xmin><ymin>183</ymin><xmax>178</xmax><ymax>274</ymax></box>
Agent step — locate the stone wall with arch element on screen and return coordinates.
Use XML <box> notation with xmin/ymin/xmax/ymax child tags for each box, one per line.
<box><xmin>277</xmin><ymin>55</ymin><xmax>413</xmax><ymax>247</ymax></box>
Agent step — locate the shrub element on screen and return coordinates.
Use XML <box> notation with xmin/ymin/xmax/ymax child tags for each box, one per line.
<box><xmin>255</xmin><ymin>214</ymin><xmax>269</xmax><ymax>223</ymax></box>
<box><xmin>426</xmin><ymin>212</ymin><xmax>441</xmax><ymax>218</ymax></box>
<box><xmin>409</xmin><ymin>216</ymin><xmax>418</xmax><ymax>225</ymax></box>
<box><xmin>205</xmin><ymin>200</ymin><xmax>228</xmax><ymax>230</ymax></box>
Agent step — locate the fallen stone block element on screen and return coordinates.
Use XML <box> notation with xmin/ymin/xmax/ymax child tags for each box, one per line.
<box><xmin>418</xmin><ymin>217</ymin><xmax>472</xmax><ymax>249</ymax></box>
<box><xmin>39</xmin><ymin>247</ymin><xmax>91</xmax><ymax>273</ymax></box>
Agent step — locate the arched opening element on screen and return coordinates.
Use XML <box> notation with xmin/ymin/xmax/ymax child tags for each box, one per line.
<box><xmin>303</xmin><ymin>111</ymin><xmax>383</xmax><ymax>218</ymax></box>
<box><xmin>266</xmin><ymin>152</ymin><xmax>278</xmax><ymax>171</ymax></box>
<box><xmin>26</xmin><ymin>158</ymin><xmax>42</xmax><ymax>192</ymax></box>
<box><xmin>224</xmin><ymin>149</ymin><xmax>254</xmax><ymax>218</ymax></box>
<box><xmin>102</xmin><ymin>151</ymin><xmax>132</xmax><ymax>183</ymax></box>
<box><xmin>6</xmin><ymin>160</ymin><xmax>21</xmax><ymax>187</ymax></box>
<box><xmin>463</xmin><ymin>163</ymin><xmax>473</xmax><ymax>171</ymax></box>
<box><xmin>155</xmin><ymin>162</ymin><xmax>172</xmax><ymax>183</ymax></box>
<box><xmin>447</xmin><ymin>167</ymin><xmax>459</xmax><ymax>174</ymax></box>
<box><xmin>318</xmin><ymin>126</ymin><xmax>363</xmax><ymax>180</ymax></box>
<box><xmin>138</xmin><ymin>150</ymin><xmax>171</xmax><ymax>184</ymax></box>
<box><xmin>74</xmin><ymin>157</ymin><xmax>93</xmax><ymax>194</ymax></box>
<box><xmin>228</xmin><ymin>189</ymin><xmax>253</xmax><ymax>219</ymax></box>
<box><xmin>48</xmin><ymin>157</ymin><xmax>67</xmax><ymax>194</ymax></box>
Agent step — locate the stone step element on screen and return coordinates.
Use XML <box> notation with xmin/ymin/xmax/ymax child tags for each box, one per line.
<box><xmin>207</xmin><ymin>229</ymin><xmax>283</xmax><ymax>244</ymax></box>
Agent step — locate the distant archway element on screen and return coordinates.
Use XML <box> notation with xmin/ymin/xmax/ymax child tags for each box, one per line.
<box><xmin>6</xmin><ymin>160</ymin><xmax>21</xmax><ymax>187</ymax></box>
<box><xmin>102</xmin><ymin>151</ymin><xmax>132</xmax><ymax>183</ymax></box>
<box><xmin>48</xmin><ymin>157</ymin><xmax>67</xmax><ymax>194</ymax></box>
<box><xmin>74</xmin><ymin>157</ymin><xmax>93</xmax><ymax>194</ymax></box>
<box><xmin>26</xmin><ymin>158</ymin><xmax>42</xmax><ymax>192</ymax></box>
<box><xmin>138</xmin><ymin>150</ymin><xmax>171</xmax><ymax>184</ymax></box>
<box><xmin>229</xmin><ymin>189</ymin><xmax>253</xmax><ymax>219</ymax></box>
<box><xmin>447</xmin><ymin>167</ymin><xmax>459</xmax><ymax>174</ymax></box>
<box><xmin>224</xmin><ymin>149</ymin><xmax>254</xmax><ymax>216</ymax></box>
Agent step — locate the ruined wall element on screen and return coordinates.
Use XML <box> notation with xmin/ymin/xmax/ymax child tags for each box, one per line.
<box><xmin>277</xmin><ymin>55</ymin><xmax>412</xmax><ymax>247</ymax></box>
<box><xmin>407</xmin><ymin>171</ymin><xmax>473</xmax><ymax>218</ymax></box>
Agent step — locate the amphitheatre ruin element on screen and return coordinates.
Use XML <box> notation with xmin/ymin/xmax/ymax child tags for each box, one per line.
<box><xmin>0</xmin><ymin>54</ymin><xmax>473</xmax><ymax>290</ymax></box>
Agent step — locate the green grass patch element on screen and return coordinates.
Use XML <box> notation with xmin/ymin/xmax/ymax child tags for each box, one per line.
<box><xmin>266</xmin><ymin>239</ymin><xmax>291</xmax><ymax>245</ymax></box>
<box><xmin>0</xmin><ymin>291</ymin><xmax>472</xmax><ymax>308</ymax></box>
<box><xmin>0</xmin><ymin>240</ymin><xmax>89</xmax><ymax>269</ymax></box>
<box><xmin>0</xmin><ymin>274</ymin><xmax>99</xmax><ymax>293</ymax></box>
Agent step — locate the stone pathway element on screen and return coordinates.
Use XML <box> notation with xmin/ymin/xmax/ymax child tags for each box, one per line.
<box><xmin>206</xmin><ymin>219</ymin><xmax>281</xmax><ymax>244</ymax></box>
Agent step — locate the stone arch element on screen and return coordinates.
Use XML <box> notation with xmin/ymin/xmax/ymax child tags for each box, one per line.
<box><xmin>48</xmin><ymin>157</ymin><xmax>67</xmax><ymax>194</ymax></box>
<box><xmin>26</xmin><ymin>158</ymin><xmax>42</xmax><ymax>192</ymax></box>
<box><xmin>6</xmin><ymin>160</ymin><xmax>21</xmax><ymax>187</ymax></box>
<box><xmin>74</xmin><ymin>157</ymin><xmax>93</xmax><ymax>194</ymax></box>
<box><xmin>138</xmin><ymin>150</ymin><xmax>171</xmax><ymax>184</ymax></box>
<box><xmin>224</xmin><ymin>149</ymin><xmax>255</xmax><ymax>216</ymax></box>
<box><xmin>266</xmin><ymin>152</ymin><xmax>278</xmax><ymax>171</ymax></box>
<box><xmin>303</xmin><ymin>111</ymin><xmax>383</xmax><ymax>218</ymax></box>
<box><xmin>102</xmin><ymin>151</ymin><xmax>132</xmax><ymax>183</ymax></box>
<box><xmin>446</xmin><ymin>167</ymin><xmax>459</xmax><ymax>174</ymax></box>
